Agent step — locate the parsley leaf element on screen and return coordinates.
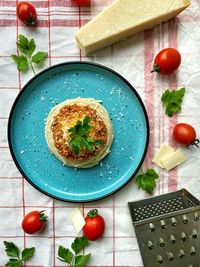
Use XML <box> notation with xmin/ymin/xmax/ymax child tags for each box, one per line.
<box><xmin>74</xmin><ymin>254</ymin><xmax>91</xmax><ymax>267</ymax></box>
<box><xmin>5</xmin><ymin>259</ymin><xmax>21</xmax><ymax>267</ymax></box>
<box><xmin>68</xmin><ymin>116</ymin><xmax>102</xmax><ymax>155</ymax></box>
<box><xmin>4</xmin><ymin>241</ymin><xmax>19</xmax><ymax>258</ymax></box>
<box><xmin>3</xmin><ymin>241</ymin><xmax>35</xmax><ymax>267</ymax></box>
<box><xmin>58</xmin><ymin>246</ymin><xmax>73</xmax><ymax>263</ymax></box>
<box><xmin>136</xmin><ymin>169</ymin><xmax>159</xmax><ymax>194</ymax></box>
<box><xmin>32</xmin><ymin>51</ymin><xmax>48</xmax><ymax>64</ymax></box>
<box><xmin>11</xmin><ymin>34</ymin><xmax>47</xmax><ymax>75</ymax></box>
<box><xmin>11</xmin><ymin>55</ymin><xmax>29</xmax><ymax>72</ymax></box>
<box><xmin>161</xmin><ymin>87</ymin><xmax>186</xmax><ymax>117</ymax></box>
<box><xmin>17</xmin><ymin>35</ymin><xmax>36</xmax><ymax>56</ymax></box>
<box><xmin>71</xmin><ymin>237</ymin><xmax>89</xmax><ymax>255</ymax></box>
<box><xmin>58</xmin><ymin>237</ymin><xmax>91</xmax><ymax>267</ymax></box>
<box><xmin>21</xmin><ymin>247</ymin><xmax>35</xmax><ymax>261</ymax></box>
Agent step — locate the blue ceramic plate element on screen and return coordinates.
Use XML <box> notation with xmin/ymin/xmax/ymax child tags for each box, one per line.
<box><xmin>8</xmin><ymin>62</ymin><xmax>149</xmax><ymax>202</ymax></box>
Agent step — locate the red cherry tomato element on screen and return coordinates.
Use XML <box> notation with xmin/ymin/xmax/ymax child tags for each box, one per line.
<box><xmin>173</xmin><ymin>123</ymin><xmax>199</xmax><ymax>147</ymax></box>
<box><xmin>22</xmin><ymin>211</ymin><xmax>47</xmax><ymax>234</ymax></box>
<box><xmin>72</xmin><ymin>0</ymin><xmax>90</xmax><ymax>6</ymax></box>
<box><xmin>83</xmin><ymin>209</ymin><xmax>105</xmax><ymax>241</ymax></box>
<box><xmin>151</xmin><ymin>48</ymin><xmax>181</xmax><ymax>74</ymax></box>
<box><xmin>17</xmin><ymin>2</ymin><xmax>37</xmax><ymax>26</ymax></box>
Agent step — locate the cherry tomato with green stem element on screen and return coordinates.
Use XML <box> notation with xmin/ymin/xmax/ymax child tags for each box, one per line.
<box><xmin>151</xmin><ymin>48</ymin><xmax>181</xmax><ymax>74</ymax></box>
<box><xmin>17</xmin><ymin>2</ymin><xmax>37</xmax><ymax>26</ymax></box>
<box><xmin>22</xmin><ymin>210</ymin><xmax>47</xmax><ymax>234</ymax></box>
<box><xmin>173</xmin><ymin>123</ymin><xmax>199</xmax><ymax>147</ymax></box>
<box><xmin>83</xmin><ymin>209</ymin><xmax>105</xmax><ymax>241</ymax></box>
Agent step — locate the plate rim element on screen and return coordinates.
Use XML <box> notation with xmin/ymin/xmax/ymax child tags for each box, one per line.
<box><xmin>7</xmin><ymin>61</ymin><xmax>149</xmax><ymax>203</ymax></box>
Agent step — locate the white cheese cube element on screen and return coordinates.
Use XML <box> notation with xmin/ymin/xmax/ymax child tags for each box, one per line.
<box><xmin>161</xmin><ymin>149</ymin><xmax>186</xmax><ymax>171</ymax></box>
<box><xmin>76</xmin><ymin>0</ymin><xmax>191</xmax><ymax>55</ymax></box>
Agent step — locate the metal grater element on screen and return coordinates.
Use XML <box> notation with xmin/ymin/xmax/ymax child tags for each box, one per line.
<box><xmin>128</xmin><ymin>189</ymin><xmax>200</xmax><ymax>267</ymax></box>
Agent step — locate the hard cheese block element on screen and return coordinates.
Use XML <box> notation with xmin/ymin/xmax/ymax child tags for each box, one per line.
<box><xmin>76</xmin><ymin>0</ymin><xmax>191</xmax><ymax>55</ymax></box>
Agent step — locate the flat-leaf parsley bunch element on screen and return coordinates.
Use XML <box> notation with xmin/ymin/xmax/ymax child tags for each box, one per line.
<box><xmin>161</xmin><ymin>87</ymin><xmax>186</xmax><ymax>117</ymax></box>
<box><xmin>68</xmin><ymin>116</ymin><xmax>102</xmax><ymax>155</ymax></box>
<box><xmin>11</xmin><ymin>34</ymin><xmax>48</xmax><ymax>75</ymax></box>
<box><xmin>58</xmin><ymin>236</ymin><xmax>91</xmax><ymax>267</ymax></box>
<box><xmin>136</xmin><ymin>169</ymin><xmax>159</xmax><ymax>194</ymax></box>
<box><xmin>3</xmin><ymin>241</ymin><xmax>35</xmax><ymax>267</ymax></box>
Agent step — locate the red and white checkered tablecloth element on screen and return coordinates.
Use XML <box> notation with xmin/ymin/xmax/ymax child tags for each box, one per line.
<box><xmin>1</xmin><ymin>0</ymin><xmax>200</xmax><ymax>266</ymax></box>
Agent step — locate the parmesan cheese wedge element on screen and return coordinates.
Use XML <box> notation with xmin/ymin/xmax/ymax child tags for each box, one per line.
<box><xmin>161</xmin><ymin>148</ymin><xmax>186</xmax><ymax>171</ymax></box>
<box><xmin>152</xmin><ymin>144</ymin><xmax>175</xmax><ymax>168</ymax></box>
<box><xmin>71</xmin><ymin>208</ymin><xmax>85</xmax><ymax>233</ymax></box>
<box><xmin>76</xmin><ymin>0</ymin><xmax>191</xmax><ymax>55</ymax></box>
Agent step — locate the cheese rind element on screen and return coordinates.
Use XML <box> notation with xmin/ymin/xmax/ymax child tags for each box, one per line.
<box><xmin>71</xmin><ymin>208</ymin><xmax>85</xmax><ymax>233</ymax></box>
<box><xmin>76</xmin><ymin>0</ymin><xmax>191</xmax><ymax>55</ymax></box>
<box><xmin>161</xmin><ymin>149</ymin><xmax>186</xmax><ymax>171</ymax></box>
<box><xmin>152</xmin><ymin>144</ymin><xmax>175</xmax><ymax>168</ymax></box>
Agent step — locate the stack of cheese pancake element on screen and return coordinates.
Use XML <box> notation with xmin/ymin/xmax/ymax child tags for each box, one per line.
<box><xmin>45</xmin><ymin>98</ymin><xmax>114</xmax><ymax>168</ymax></box>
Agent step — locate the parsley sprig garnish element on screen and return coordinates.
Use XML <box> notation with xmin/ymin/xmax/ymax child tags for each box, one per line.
<box><xmin>58</xmin><ymin>236</ymin><xmax>91</xmax><ymax>267</ymax></box>
<box><xmin>68</xmin><ymin>116</ymin><xmax>102</xmax><ymax>155</ymax></box>
<box><xmin>136</xmin><ymin>169</ymin><xmax>159</xmax><ymax>194</ymax></box>
<box><xmin>3</xmin><ymin>241</ymin><xmax>35</xmax><ymax>267</ymax></box>
<box><xmin>11</xmin><ymin>34</ymin><xmax>48</xmax><ymax>75</ymax></box>
<box><xmin>161</xmin><ymin>87</ymin><xmax>186</xmax><ymax>117</ymax></box>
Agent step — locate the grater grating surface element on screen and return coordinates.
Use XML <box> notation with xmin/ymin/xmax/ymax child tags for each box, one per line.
<box><xmin>128</xmin><ymin>189</ymin><xmax>200</xmax><ymax>267</ymax></box>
